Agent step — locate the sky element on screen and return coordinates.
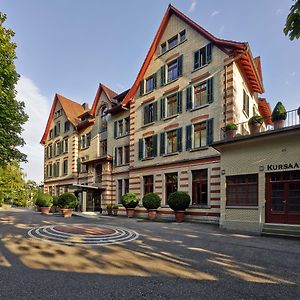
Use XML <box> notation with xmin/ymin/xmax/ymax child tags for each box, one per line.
<box><xmin>0</xmin><ymin>0</ymin><xmax>299</xmax><ymax>183</ymax></box>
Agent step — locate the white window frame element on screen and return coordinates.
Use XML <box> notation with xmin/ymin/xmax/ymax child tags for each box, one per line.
<box><xmin>192</xmin><ymin>121</ymin><xmax>208</xmax><ymax>149</ymax></box>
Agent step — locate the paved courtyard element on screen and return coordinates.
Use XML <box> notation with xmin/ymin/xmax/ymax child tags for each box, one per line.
<box><xmin>0</xmin><ymin>208</ymin><xmax>299</xmax><ymax>299</ymax></box>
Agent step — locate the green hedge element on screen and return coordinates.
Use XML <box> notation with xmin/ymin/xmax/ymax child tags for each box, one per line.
<box><xmin>122</xmin><ymin>192</ymin><xmax>139</xmax><ymax>208</ymax></box>
<box><xmin>142</xmin><ymin>193</ymin><xmax>161</xmax><ymax>210</ymax></box>
<box><xmin>167</xmin><ymin>191</ymin><xmax>191</xmax><ymax>211</ymax></box>
<box><xmin>57</xmin><ymin>193</ymin><xmax>78</xmax><ymax>209</ymax></box>
<box><xmin>35</xmin><ymin>193</ymin><xmax>53</xmax><ymax>208</ymax></box>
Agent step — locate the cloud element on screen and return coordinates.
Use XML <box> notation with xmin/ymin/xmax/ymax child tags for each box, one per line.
<box><xmin>211</xmin><ymin>10</ymin><xmax>220</xmax><ymax>17</ymax></box>
<box><xmin>189</xmin><ymin>0</ymin><xmax>197</xmax><ymax>13</ymax></box>
<box><xmin>16</xmin><ymin>75</ymin><xmax>50</xmax><ymax>184</ymax></box>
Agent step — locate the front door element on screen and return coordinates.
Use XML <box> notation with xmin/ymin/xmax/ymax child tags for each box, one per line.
<box><xmin>266</xmin><ymin>171</ymin><xmax>300</xmax><ymax>224</ymax></box>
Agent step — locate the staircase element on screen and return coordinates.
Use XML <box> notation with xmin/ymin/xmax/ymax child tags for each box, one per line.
<box><xmin>262</xmin><ymin>223</ymin><xmax>300</xmax><ymax>239</ymax></box>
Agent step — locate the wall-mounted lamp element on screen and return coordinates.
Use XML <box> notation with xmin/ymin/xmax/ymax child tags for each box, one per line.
<box><xmin>259</xmin><ymin>166</ymin><xmax>264</xmax><ymax>172</ymax></box>
<box><xmin>221</xmin><ymin>170</ymin><xmax>225</xmax><ymax>175</ymax></box>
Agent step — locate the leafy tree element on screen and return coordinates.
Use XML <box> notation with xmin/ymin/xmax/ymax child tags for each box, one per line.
<box><xmin>284</xmin><ymin>0</ymin><xmax>300</xmax><ymax>40</ymax></box>
<box><xmin>0</xmin><ymin>12</ymin><xmax>28</xmax><ymax>166</ymax></box>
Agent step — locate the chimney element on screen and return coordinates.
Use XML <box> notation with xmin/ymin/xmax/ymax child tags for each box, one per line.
<box><xmin>82</xmin><ymin>103</ymin><xmax>89</xmax><ymax>111</ymax></box>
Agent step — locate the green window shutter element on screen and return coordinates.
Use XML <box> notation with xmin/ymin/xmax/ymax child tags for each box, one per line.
<box><xmin>177</xmin><ymin>55</ymin><xmax>183</xmax><ymax>77</ymax></box>
<box><xmin>176</xmin><ymin>91</ymin><xmax>182</xmax><ymax>114</ymax></box>
<box><xmin>143</xmin><ymin>105</ymin><xmax>148</xmax><ymax>125</ymax></box>
<box><xmin>152</xmin><ymin>134</ymin><xmax>158</xmax><ymax>157</ymax></box>
<box><xmin>160</xmin><ymin>65</ymin><xmax>166</xmax><ymax>86</ymax></box>
<box><xmin>113</xmin><ymin>148</ymin><xmax>117</xmax><ymax>166</ymax></box>
<box><xmin>206</xmin><ymin>42</ymin><xmax>212</xmax><ymax>64</ymax></box>
<box><xmin>176</xmin><ymin>128</ymin><xmax>182</xmax><ymax>152</ymax></box>
<box><xmin>114</xmin><ymin>121</ymin><xmax>117</xmax><ymax>138</ymax></box>
<box><xmin>206</xmin><ymin>118</ymin><xmax>214</xmax><ymax>146</ymax></box>
<box><xmin>140</xmin><ymin>80</ymin><xmax>144</xmax><ymax>96</ymax></box>
<box><xmin>138</xmin><ymin>138</ymin><xmax>144</xmax><ymax>160</ymax></box>
<box><xmin>194</xmin><ymin>50</ymin><xmax>200</xmax><ymax>69</ymax></box>
<box><xmin>207</xmin><ymin>77</ymin><xmax>214</xmax><ymax>104</ymax></box>
<box><xmin>186</xmin><ymin>86</ymin><xmax>193</xmax><ymax>110</ymax></box>
<box><xmin>153</xmin><ymin>101</ymin><xmax>158</xmax><ymax>122</ymax></box>
<box><xmin>57</xmin><ymin>162</ymin><xmax>60</xmax><ymax>177</ymax></box>
<box><xmin>160</xmin><ymin>132</ymin><xmax>165</xmax><ymax>156</ymax></box>
<box><xmin>160</xmin><ymin>98</ymin><xmax>166</xmax><ymax>119</ymax></box>
<box><xmin>153</xmin><ymin>73</ymin><xmax>157</xmax><ymax>89</ymax></box>
<box><xmin>186</xmin><ymin>125</ymin><xmax>192</xmax><ymax>150</ymax></box>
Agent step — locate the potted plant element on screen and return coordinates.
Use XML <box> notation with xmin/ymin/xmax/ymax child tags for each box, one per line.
<box><xmin>272</xmin><ymin>101</ymin><xmax>287</xmax><ymax>129</ymax></box>
<box><xmin>112</xmin><ymin>205</ymin><xmax>119</xmax><ymax>216</ymax></box>
<box><xmin>35</xmin><ymin>193</ymin><xmax>53</xmax><ymax>215</ymax></box>
<box><xmin>50</xmin><ymin>196</ymin><xmax>59</xmax><ymax>213</ymax></box>
<box><xmin>122</xmin><ymin>192</ymin><xmax>139</xmax><ymax>218</ymax></box>
<box><xmin>167</xmin><ymin>191</ymin><xmax>191</xmax><ymax>222</ymax></box>
<box><xmin>248</xmin><ymin>115</ymin><xmax>264</xmax><ymax>134</ymax></box>
<box><xmin>106</xmin><ymin>204</ymin><xmax>113</xmax><ymax>216</ymax></box>
<box><xmin>57</xmin><ymin>192</ymin><xmax>78</xmax><ymax>218</ymax></box>
<box><xmin>142</xmin><ymin>193</ymin><xmax>161</xmax><ymax>220</ymax></box>
<box><xmin>224</xmin><ymin>123</ymin><xmax>237</xmax><ymax>139</ymax></box>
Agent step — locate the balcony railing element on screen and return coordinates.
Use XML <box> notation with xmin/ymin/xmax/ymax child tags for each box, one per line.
<box><xmin>220</xmin><ymin>108</ymin><xmax>300</xmax><ymax>140</ymax></box>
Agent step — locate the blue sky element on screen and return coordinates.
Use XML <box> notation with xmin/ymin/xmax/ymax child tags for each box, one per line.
<box><xmin>0</xmin><ymin>0</ymin><xmax>299</xmax><ymax>182</ymax></box>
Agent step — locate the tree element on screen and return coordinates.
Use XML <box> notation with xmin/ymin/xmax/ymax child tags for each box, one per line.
<box><xmin>0</xmin><ymin>12</ymin><xmax>28</xmax><ymax>166</ymax></box>
<box><xmin>284</xmin><ymin>0</ymin><xmax>300</xmax><ymax>40</ymax></box>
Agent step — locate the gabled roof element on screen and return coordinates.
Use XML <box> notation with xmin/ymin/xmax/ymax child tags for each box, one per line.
<box><xmin>122</xmin><ymin>4</ymin><xmax>263</xmax><ymax>106</ymax></box>
<box><xmin>40</xmin><ymin>93</ymin><xmax>84</xmax><ymax>144</ymax></box>
<box><xmin>90</xmin><ymin>83</ymin><xmax>118</xmax><ymax>115</ymax></box>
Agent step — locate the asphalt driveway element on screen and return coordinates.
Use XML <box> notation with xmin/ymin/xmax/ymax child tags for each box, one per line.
<box><xmin>0</xmin><ymin>208</ymin><xmax>299</xmax><ymax>299</ymax></box>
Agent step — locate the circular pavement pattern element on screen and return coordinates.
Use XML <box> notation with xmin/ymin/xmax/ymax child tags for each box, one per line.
<box><xmin>27</xmin><ymin>224</ymin><xmax>139</xmax><ymax>246</ymax></box>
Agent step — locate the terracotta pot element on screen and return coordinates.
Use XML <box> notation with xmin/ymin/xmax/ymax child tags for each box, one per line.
<box><xmin>148</xmin><ymin>209</ymin><xmax>157</xmax><ymax>220</ymax></box>
<box><xmin>107</xmin><ymin>209</ymin><xmax>113</xmax><ymax>216</ymax></box>
<box><xmin>225</xmin><ymin>130</ymin><xmax>236</xmax><ymax>139</ymax></box>
<box><xmin>113</xmin><ymin>209</ymin><xmax>118</xmax><ymax>216</ymax></box>
<box><xmin>273</xmin><ymin>119</ymin><xmax>285</xmax><ymax>129</ymax></box>
<box><xmin>249</xmin><ymin>123</ymin><xmax>261</xmax><ymax>134</ymax></box>
<box><xmin>126</xmin><ymin>208</ymin><xmax>135</xmax><ymax>218</ymax></box>
<box><xmin>174</xmin><ymin>211</ymin><xmax>185</xmax><ymax>223</ymax></box>
<box><xmin>40</xmin><ymin>207</ymin><xmax>51</xmax><ymax>215</ymax></box>
<box><xmin>61</xmin><ymin>208</ymin><xmax>73</xmax><ymax>218</ymax></box>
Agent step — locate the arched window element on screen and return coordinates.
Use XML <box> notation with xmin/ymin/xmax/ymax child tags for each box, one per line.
<box><xmin>100</xmin><ymin>106</ymin><xmax>108</xmax><ymax>131</ymax></box>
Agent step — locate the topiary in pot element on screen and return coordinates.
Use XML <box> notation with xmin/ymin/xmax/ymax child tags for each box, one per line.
<box><xmin>122</xmin><ymin>192</ymin><xmax>139</xmax><ymax>218</ymax></box>
<box><xmin>248</xmin><ymin>115</ymin><xmax>264</xmax><ymax>134</ymax></box>
<box><xmin>57</xmin><ymin>193</ymin><xmax>78</xmax><ymax>218</ymax></box>
<box><xmin>106</xmin><ymin>204</ymin><xmax>113</xmax><ymax>216</ymax></box>
<box><xmin>224</xmin><ymin>123</ymin><xmax>237</xmax><ymax>139</ymax></box>
<box><xmin>272</xmin><ymin>101</ymin><xmax>287</xmax><ymax>129</ymax></box>
<box><xmin>50</xmin><ymin>196</ymin><xmax>59</xmax><ymax>213</ymax></box>
<box><xmin>142</xmin><ymin>193</ymin><xmax>161</xmax><ymax>220</ymax></box>
<box><xmin>35</xmin><ymin>193</ymin><xmax>53</xmax><ymax>215</ymax></box>
<box><xmin>112</xmin><ymin>205</ymin><xmax>119</xmax><ymax>216</ymax></box>
<box><xmin>167</xmin><ymin>191</ymin><xmax>191</xmax><ymax>222</ymax></box>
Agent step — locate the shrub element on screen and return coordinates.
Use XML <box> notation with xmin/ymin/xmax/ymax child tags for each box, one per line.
<box><xmin>142</xmin><ymin>193</ymin><xmax>161</xmax><ymax>210</ymax></box>
<box><xmin>122</xmin><ymin>192</ymin><xmax>139</xmax><ymax>208</ymax></box>
<box><xmin>35</xmin><ymin>193</ymin><xmax>53</xmax><ymax>208</ymax></box>
<box><xmin>225</xmin><ymin>123</ymin><xmax>237</xmax><ymax>131</ymax></box>
<box><xmin>57</xmin><ymin>193</ymin><xmax>78</xmax><ymax>209</ymax></box>
<box><xmin>52</xmin><ymin>196</ymin><xmax>59</xmax><ymax>206</ymax></box>
<box><xmin>272</xmin><ymin>101</ymin><xmax>287</xmax><ymax>122</ymax></box>
<box><xmin>112</xmin><ymin>205</ymin><xmax>119</xmax><ymax>209</ymax></box>
<box><xmin>248</xmin><ymin>115</ymin><xmax>264</xmax><ymax>125</ymax></box>
<box><xmin>167</xmin><ymin>191</ymin><xmax>191</xmax><ymax>211</ymax></box>
<box><xmin>106</xmin><ymin>204</ymin><xmax>112</xmax><ymax>209</ymax></box>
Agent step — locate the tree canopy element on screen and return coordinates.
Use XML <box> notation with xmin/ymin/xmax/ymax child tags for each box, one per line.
<box><xmin>0</xmin><ymin>12</ymin><xmax>28</xmax><ymax>166</ymax></box>
<box><xmin>284</xmin><ymin>0</ymin><xmax>300</xmax><ymax>40</ymax></box>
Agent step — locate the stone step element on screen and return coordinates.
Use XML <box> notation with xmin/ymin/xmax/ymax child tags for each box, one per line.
<box><xmin>263</xmin><ymin>223</ymin><xmax>300</xmax><ymax>232</ymax></box>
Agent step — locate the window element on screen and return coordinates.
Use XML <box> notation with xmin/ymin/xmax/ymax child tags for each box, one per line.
<box><xmin>117</xmin><ymin>147</ymin><xmax>123</xmax><ymax>165</ymax></box>
<box><xmin>124</xmin><ymin>117</ymin><xmax>130</xmax><ymax>135</ymax></box>
<box><xmin>64</xmin><ymin>121</ymin><xmax>70</xmax><ymax>132</ymax></box>
<box><xmin>49</xmin><ymin>129</ymin><xmax>53</xmax><ymax>139</ymax></box>
<box><xmin>86</xmin><ymin>132</ymin><xmax>91</xmax><ymax>147</ymax></box>
<box><xmin>167</xmin><ymin>130</ymin><xmax>177</xmax><ymax>154</ymax></box>
<box><xmin>114</xmin><ymin>118</ymin><xmax>129</xmax><ymax>138</ymax></box>
<box><xmin>63</xmin><ymin>139</ymin><xmax>68</xmax><ymax>153</ymax></box>
<box><xmin>167</xmin><ymin>94</ymin><xmax>177</xmax><ymax>117</ymax></box>
<box><xmin>161</xmin><ymin>42</ymin><xmax>167</xmax><ymax>53</ymax></box>
<box><xmin>194</xmin><ymin>122</ymin><xmax>207</xmax><ymax>148</ymax></box>
<box><xmin>146</xmin><ymin>76</ymin><xmax>154</xmax><ymax>93</ymax></box>
<box><xmin>192</xmin><ymin>170</ymin><xmax>208</xmax><ymax>205</ymax></box>
<box><xmin>194</xmin><ymin>82</ymin><xmax>207</xmax><ymax>108</ymax></box>
<box><xmin>243</xmin><ymin>90</ymin><xmax>250</xmax><ymax>116</ymax></box>
<box><xmin>53</xmin><ymin>162</ymin><xmax>60</xmax><ymax>177</ymax></box>
<box><xmin>124</xmin><ymin>179</ymin><xmax>129</xmax><ymax>194</ymax></box>
<box><xmin>166</xmin><ymin>173</ymin><xmax>178</xmax><ymax>202</ymax></box>
<box><xmin>144</xmin><ymin>175</ymin><xmax>153</xmax><ymax>195</ymax></box>
<box><xmin>144</xmin><ymin>136</ymin><xmax>153</xmax><ymax>158</ymax></box>
<box><xmin>100</xmin><ymin>140</ymin><xmax>107</xmax><ymax>156</ymax></box>
<box><xmin>54</xmin><ymin>123</ymin><xmax>60</xmax><ymax>137</ymax></box>
<box><xmin>80</xmin><ymin>133</ymin><xmax>91</xmax><ymax>149</ymax></box>
<box><xmin>118</xmin><ymin>120</ymin><xmax>123</xmax><ymax>137</ymax></box>
<box><xmin>100</xmin><ymin>106</ymin><xmax>108</xmax><ymax>131</ymax></box>
<box><xmin>144</xmin><ymin>102</ymin><xmax>158</xmax><ymax>125</ymax></box>
<box><xmin>95</xmin><ymin>164</ymin><xmax>102</xmax><ymax>183</ymax></box>
<box><xmin>167</xmin><ymin>60</ymin><xmax>178</xmax><ymax>82</ymax></box>
<box><xmin>54</xmin><ymin>141</ymin><xmax>61</xmax><ymax>156</ymax></box>
<box><xmin>226</xmin><ymin>174</ymin><xmax>258</xmax><ymax>206</ymax></box>
<box><xmin>63</xmin><ymin>160</ymin><xmax>68</xmax><ymax>175</ymax></box>
<box><xmin>117</xmin><ymin>179</ymin><xmax>123</xmax><ymax>204</ymax></box>
<box><xmin>194</xmin><ymin>43</ymin><xmax>212</xmax><ymax>69</ymax></box>
<box><xmin>168</xmin><ymin>35</ymin><xmax>178</xmax><ymax>49</ymax></box>
<box><xmin>179</xmin><ymin>30</ymin><xmax>186</xmax><ymax>42</ymax></box>
<box><xmin>124</xmin><ymin>145</ymin><xmax>130</xmax><ymax>164</ymax></box>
